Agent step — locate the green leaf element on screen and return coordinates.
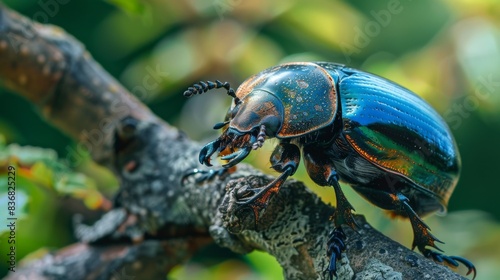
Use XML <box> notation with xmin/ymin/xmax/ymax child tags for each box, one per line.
<box><xmin>55</xmin><ymin>173</ymin><xmax>105</xmax><ymax>209</ymax></box>
<box><xmin>1</xmin><ymin>143</ymin><xmax>108</xmax><ymax>210</ymax></box>
<box><xmin>0</xmin><ymin>176</ymin><xmax>29</xmax><ymax>235</ymax></box>
<box><xmin>54</xmin><ymin>173</ymin><xmax>92</xmax><ymax>194</ymax></box>
<box><xmin>0</xmin><ymin>144</ymin><xmax>57</xmax><ymax>165</ymax></box>
<box><xmin>30</xmin><ymin>161</ymin><xmax>55</xmax><ymax>188</ymax></box>
<box><xmin>105</xmin><ymin>0</ymin><xmax>148</xmax><ymax>15</ymax></box>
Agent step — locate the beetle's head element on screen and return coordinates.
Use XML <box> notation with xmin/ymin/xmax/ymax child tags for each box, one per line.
<box><xmin>210</xmin><ymin>90</ymin><xmax>284</xmax><ymax>167</ymax></box>
<box><xmin>184</xmin><ymin>82</ymin><xmax>284</xmax><ymax>168</ymax></box>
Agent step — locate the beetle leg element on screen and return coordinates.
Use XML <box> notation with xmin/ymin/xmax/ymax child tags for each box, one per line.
<box><xmin>303</xmin><ymin>146</ymin><xmax>357</xmax><ymax>278</ymax></box>
<box><xmin>181</xmin><ymin>168</ymin><xmax>232</xmax><ymax>186</ymax></box>
<box><xmin>424</xmin><ymin>252</ymin><xmax>476</xmax><ymax>279</ymax></box>
<box><xmin>326</xmin><ymin>227</ymin><xmax>346</xmax><ymax>279</ymax></box>
<box><xmin>328</xmin><ymin>172</ymin><xmax>358</xmax><ymax>230</ymax></box>
<box><xmin>302</xmin><ymin>147</ymin><xmax>357</xmax><ymax>228</ymax></box>
<box><xmin>395</xmin><ymin>193</ymin><xmax>477</xmax><ymax>279</ymax></box>
<box><xmin>325</xmin><ymin>172</ymin><xmax>358</xmax><ymax>279</ymax></box>
<box><xmin>234</xmin><ymin>143</ymin><xmax>300</xmax><ymax>221</ymax></box>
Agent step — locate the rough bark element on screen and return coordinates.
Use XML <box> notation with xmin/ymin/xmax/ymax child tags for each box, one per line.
<box><xmin>0</xmin><ymin>4</ymin><xmax>467</xmax><ymax>280</ymax></box>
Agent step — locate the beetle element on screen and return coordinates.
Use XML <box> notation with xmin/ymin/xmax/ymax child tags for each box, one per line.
<box><xmin>182</xmin><ymin>62</ymin><xmax>476</xmax><ymax>279</ymax></box>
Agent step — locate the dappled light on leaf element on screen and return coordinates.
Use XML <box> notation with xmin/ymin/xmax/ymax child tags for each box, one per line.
<box><xmin>0</xmin><ymin>143</ymin><xmax>109</xmax><ymax>211</ymax></box>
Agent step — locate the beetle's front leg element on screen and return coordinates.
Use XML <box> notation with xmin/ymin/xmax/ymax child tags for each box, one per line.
<box><xmin>235</xmin><ymin>143</ymin><xmax>300</xmax><ymax>221</ymax></box>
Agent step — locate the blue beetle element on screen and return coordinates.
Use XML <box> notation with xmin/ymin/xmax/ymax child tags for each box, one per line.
<box><xmin>183</xmin><ymin>62</ymin><xmax>476</xmax><ymax>279</ymax></box>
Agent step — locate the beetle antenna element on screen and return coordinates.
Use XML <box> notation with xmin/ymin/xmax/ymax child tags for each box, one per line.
<box><xmin>213</xmin><ymin>121</ymin><xmax>229</xmax><ymax>130</ymax></box>
<box><xmin>183</xmin><ymin>80</ymin><xmax>240</xmax><ymax>103</ymax></box>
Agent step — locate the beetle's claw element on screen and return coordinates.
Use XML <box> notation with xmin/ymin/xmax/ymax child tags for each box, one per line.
<box><xmin>326</xmin><ymin>227</ymin><xmax>347</xmax><ymax>279</ymax></box>
<box><xmin>424</xmin><ymin>250</ymin><xmax>476</xmax><ymax>279</ymax></box>
<box><xmin>449</xmin><ymin>256</ymin><xmax>477</xmax><ymax>279</ymax></box>
<box><xmin>199</xmin><ymin>139</ymin><xmax>221</xmax><ymax>167</ymax></box>
<box><xmin>221</xmin><ymin>146</ymin><xmax>252</xmax><ymax>168</ymax></box>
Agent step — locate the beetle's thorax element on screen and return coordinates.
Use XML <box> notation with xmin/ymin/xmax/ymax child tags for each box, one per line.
<box><xmin>234</xmin><ymin>62</ymin><xmax>340</xmax><ymax>138</ymax></box>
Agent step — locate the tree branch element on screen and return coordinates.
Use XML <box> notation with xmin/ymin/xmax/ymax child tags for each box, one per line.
<box><xmin>0</xmin><ymin>4</ymin><xmax>466</xmax><ymax>279</ymax></box>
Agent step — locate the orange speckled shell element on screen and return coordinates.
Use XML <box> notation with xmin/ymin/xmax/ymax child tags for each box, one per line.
<box><xmin>234</xmin><ymin>62</ymin><xmax>338</xmax><ymax>138</ymax></box>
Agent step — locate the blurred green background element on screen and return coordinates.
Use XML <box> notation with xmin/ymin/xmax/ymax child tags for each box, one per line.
<box><xmin>1</xmin><ymin>0</ymin><xmax>500</xmax><ymax>279</ymax></box>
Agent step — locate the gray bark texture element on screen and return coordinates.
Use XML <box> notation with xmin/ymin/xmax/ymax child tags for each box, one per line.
<box><xmin>0</xmin><ymin>4</ymin><xmax>466</xmax><ymax>280</ymax></box>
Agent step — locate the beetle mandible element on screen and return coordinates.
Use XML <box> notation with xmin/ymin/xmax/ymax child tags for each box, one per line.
<box><xmin>182</xmin><ymin>62</ymin><xmax>476</xmax><ymax>279</ymax></box>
